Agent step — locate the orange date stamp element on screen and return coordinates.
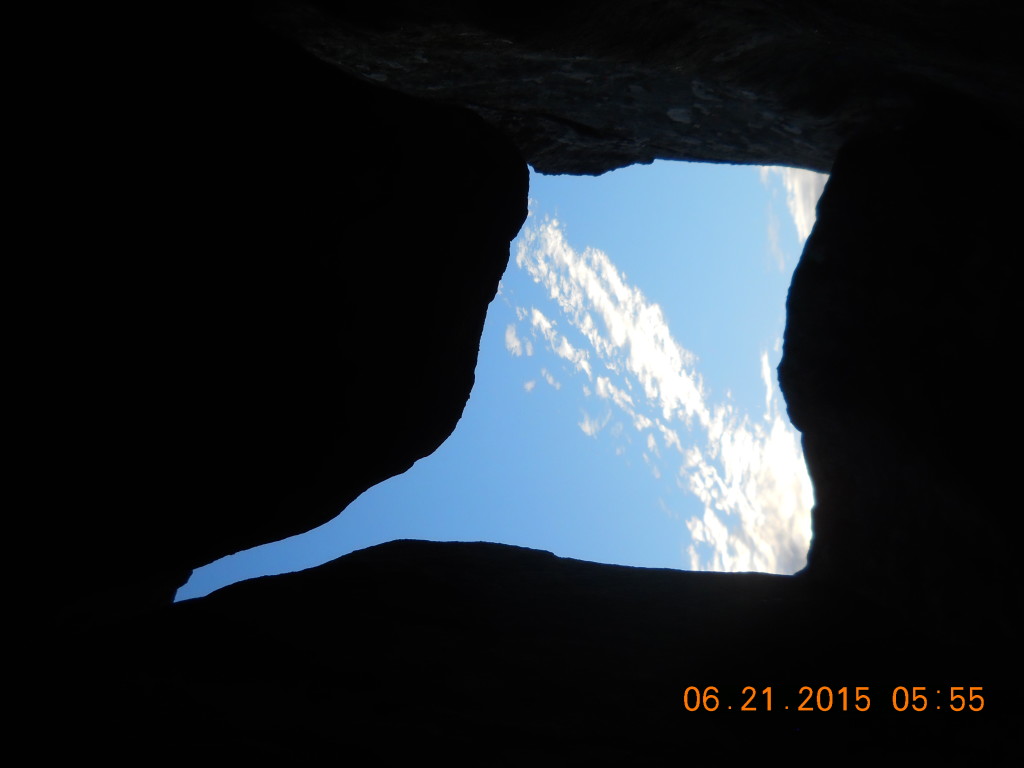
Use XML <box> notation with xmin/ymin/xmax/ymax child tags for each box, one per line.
<box><xmin>683</xmin><ymin>686</ymin><xmax>985</xmax><ymax>712</ymax></box>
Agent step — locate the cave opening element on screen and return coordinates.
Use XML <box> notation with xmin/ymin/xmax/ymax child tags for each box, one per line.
<box><xmin>176</xmin><ymin>159</ymin><xmax>826</xmax><ymax>602</ymax></box>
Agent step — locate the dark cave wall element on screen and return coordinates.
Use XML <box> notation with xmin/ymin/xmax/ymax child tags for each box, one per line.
<box><xmin>780</xmin><ymin>113</ymin><xmax>1019</xmax><ymax>635</ymax></box>
<box><xmin>25</xmin><ymin>2</ymin><xmax>1021</xmax><ymax>760</ymax></box>
<box><xmin>49</xmin><ymin>541</ymin><xmax>1012</xmax><ymax>761</ymax></box>
<box><xmin>37</xmin><ymin>15</ymin><xmax>528</xmax><ymax>619</ymax></box>
<box><xmin>36</xmin><ymin>1</ymin><xmax>1021</xmax><ymax>621</ymax></box>
<box><xmin>260</xmin><ymin>0</ymin><xmax>1023</xmax><ymax>174</ymax></box>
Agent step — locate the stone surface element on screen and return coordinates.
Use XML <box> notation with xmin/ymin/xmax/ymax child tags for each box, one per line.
<box><xmin>34</xmin><ymin>14</ymin><xmax>527</xmax><ymax>620</ymax></box>
<box><xmin>25</xmin><ymin>0</ymin><xmax>1022</xmax><ymax>760</ymax></box>
<box><xmin>258</xmin><ymin>0</ymin><xmax>1023</xmax><ymax>174</ymax></box>
<box><xmin>779</xmin><ymin>110</ymin><xmax>1020</xmax><ymax>637</ymax></box>
<box><xmin>46</xmin><ymin>540</ymin><xmax>1012</xmax><ymax>761</ymax></box>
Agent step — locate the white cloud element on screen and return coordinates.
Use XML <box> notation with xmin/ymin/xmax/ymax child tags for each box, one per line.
<box><xmin>766</xmin><ymin>205</ymin><xmax>784</xmax><ymax>271</ymax></box>
<box><xmin>540</xmin><ymin>367</ymin><xmax>561</xmax><ymax>390</ymax></box>
<box><xmin>683</xmin><ymin>405</ymin><xmax>813</xmax><ymax>574</ymax></box>
<box><xmin>554</xmin><ymin>335</ymin><xmax>591</xmax><ymax>378</ymax></box>
<box><xmin>524</xmin><ymin>380</ymin><xmax>536</xmax><ymax>392</ymax></box>
<box><xmin>513</xmin><ymin>213</ymin><xmax>814</xmax><ymax>575</ymax></box>
<box><xmin>633</xmin><ymin>413</ymin><xmax>653</xmax><ymax>431</ymax></box>
<box><xmin>530</xmin><ymin>307</ymin><xmax>557</xmax><ymax>345</ymax></box>
<box><xmin>657</xmin><ymin>421</ymin><xmax>682</xmax><ymax>454</ymax></box>
<box><xmin>759</xmin><ymin>167</ymin><xmax>828</xmax><ymax>243</ymax></box>
<box><xmin>595</xmin><ymin>376</ymin><xmax>634</xmax><ymax>410</ymax></box>
<box><xmin>760</xmin><ymin>350</ymin><xmax>774</xmax><ymax>420</ymax></box>
<box><xmin>516</xmin><ymin>217</ymin><xmax>709</xmax><ymax>427</ymax></box>
<box><xmin>505</xmin><ymin>324</ymin><xmax>525</xmax><ymax>357</ymax></box>
<box><xmin>579</xmin><ymin>409</ymin><xmax>610</xmax><ymax>437</ymax></box>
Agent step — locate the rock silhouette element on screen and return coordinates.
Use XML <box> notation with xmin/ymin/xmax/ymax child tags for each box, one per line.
<box><xmin>29</xmin><ymin>2</ymin><xmax>1018</xmax><ymax>761</ymax></box>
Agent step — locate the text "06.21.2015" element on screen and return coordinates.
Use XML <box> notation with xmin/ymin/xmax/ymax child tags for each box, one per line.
<box><xmin>683</xmin><ymin>686</ymin><xmax>985</xmax><ymax>712</ymax></box>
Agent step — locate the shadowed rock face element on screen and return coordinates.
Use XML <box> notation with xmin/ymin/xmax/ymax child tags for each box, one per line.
<box><xmin>259</xmin><ymin>0</ymin><xmax>1022</xmax><ymax>174</ymax></box>
<box><xmin>47</xmin><ymin>540</ymin><xmax>1012</xmax><ymax>761</ymax></box>
<box><xmin>28</xmin><ymin>1</ymin><xmax>1020</xmax><ymax>761</ymax></box>
<box><xmin>36</xmin><ymin>16</ymin><xmax>528</xmax><ymax>618</ymax></box>
<box><xmin>780</xmin><ymin>114</ymin><xmax>1020</xmax><ymax>636</ymax></box>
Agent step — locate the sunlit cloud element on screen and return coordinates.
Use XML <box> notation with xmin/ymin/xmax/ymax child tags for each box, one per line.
<box><xmin>531</xmin><ymin>307</ymin><xmax>556</xmax><ymax>340</ymax></box>
<box><xmin>505</xmin><ymin>324</ymin><xmax>532</xmax><ymax>357</ymax></box>
<box><xmin>633</xmin><ymin>413</ymin><xmax>654</xmax><ymax>431</ymax></box>
<box><xmin>766</xmin><ymin>204</ymin><xmax>784</xmax><ymax>271</ymax></box>
<box><xmin>684</xmin><ymin>397</ymin><xmax>813</xmax><ymax>573</ymax></box>
<box><xmin>579</xmin><ymin>409</ymin><xmax>610</xmax><ymax>437</ymax></box>
<box><xmin>511</xmin><ymin>213</ymin><xmax>813</xmax><ymax>574</ymax></box>
<box><xmin>760</xmin><ymin>350</ymin><xmax>773</xmax><ymax>421</ymax></box>
<box><xmin>517</xmin><ymin>217</ymin><xmax>708</xmax><ymax>427</ymax></box>
<box><xmin>554</xmin><ymin>335</ymin><xmax>592</xmax><ymax>378</ymax></box>
<box><xmin>595</xmin><ymin>376</ymin><xmax>634</xmax><ymax>410</ymax></box>
<box><xmin>524</xmin><ymin>380</ymin><xmax>536</xmax><ymax>392</ymax></box>
<box><xmin>540</xmin><ymin>367</ymin><xmax>561</xmax><ymax>390</ymax></box>
<box><xmin>759</xmin><ymin>166</ymin><xmax>829</xmax><ymax>243</ymax></box>
<box><xmin>657</xmin><ymin>421</ymin><xmax>682</xmax><ymax>454</ymax></box>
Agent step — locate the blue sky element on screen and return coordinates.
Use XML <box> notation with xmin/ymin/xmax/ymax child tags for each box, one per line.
<box><xmin>177</xmin><ymin>160</ymin><xmax>828</xmax><ymax>601</ymax></box>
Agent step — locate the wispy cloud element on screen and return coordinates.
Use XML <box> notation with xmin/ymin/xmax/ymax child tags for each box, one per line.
<box><xmin>579</xmin><ymin>409</ymin><xmax>611</xmax><ymax>437</ymax></box>
<box><xmin>684</xmin><ymin>360</ymin><xmax>814</xmax><ymax>573</ymax></box>
<box><xmin>766</xmin><ymin>204</ymin><xmax>784</xmax><ymax>271</ymax></box>
<box><xmin>595</xmin><ymin>375</ymin><xmax>634</xmax><ymax>410</ymax></box>
<box><xmin>759</xmin><ymin>167</ymin><xmax>828</xmax><ymax>243</ymax></box>
<box><xmin>510</xmin><ymin>213</ymin><xmax>813</xmax><ymax>574</ymax></box>
<box><xmin>505</xmin><ymin>323</ymin><xmax>532</xmax><ymax>357</ymax></box>
<box><xmin>529</xmin><ymin>307</ymin><xmax>591</xmax><ymax>377</ymax></box>
<box><xmin>517</xmin><ymin>217</ymin><xmax>708</xmax><ymax>426</ymax></box>
<box><xmin>540</xmin><ymin>367</ymin><xmax>561</xmax><ymax>390</ymax></box>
